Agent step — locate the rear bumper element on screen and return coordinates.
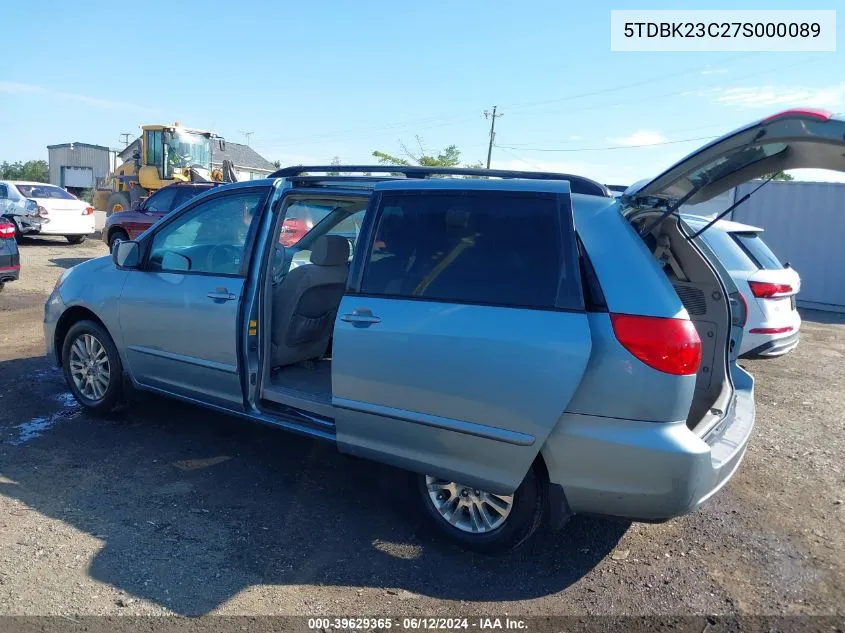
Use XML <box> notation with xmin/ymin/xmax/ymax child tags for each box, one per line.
<box><xmin>0</xmin><ymin>265</ymin><xmax>20</xmax><ymax>283</ymax></box>
<box><xmin>35</xmin><ymin>216</ymin><xmax>96</xmax><ymax>236</ymax></box>
<box><xmin>741</xmin><ymin>331</ymin><xmax>799</xmax><ymax>358</ymax></box>
<box><xmin>3</xmin><ymin>213</ymin><xmax>41</xmax><ymax>235</ymax></box>
<box><xmin>541</xmin><ymin>366</ymin><xmax>755</xmax><ymax>521</ymax></box>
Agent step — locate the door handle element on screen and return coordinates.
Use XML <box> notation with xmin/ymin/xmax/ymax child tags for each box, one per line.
<box><xmin>341</xmin><ymin>308</ymin><xmax>381</xmax><ymax>324</ymax></box>
<box><xmin>207</xmin><ymin>288</ymin><xmax>237</xmax><ymax>301</ymax></box>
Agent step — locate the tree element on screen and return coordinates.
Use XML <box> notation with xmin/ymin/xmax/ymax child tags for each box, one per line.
<box><xmin>373</xmin><ymin>136</ymin><xmax>482</xmax><ymax>170</ymax></box>
<box><xmin>0</xmin><ymin>160</ymin><xmax>49</xmax><ymax>182</ymax></box>
<box><xmin>327</xmin><ymin>156</ymin><xmax>341</xmax><ymax>176</ymax></box>
<box><xmin>766</xmin><ymin>170</ymin><xmax>794</xmax><ymax>181</ymax></box>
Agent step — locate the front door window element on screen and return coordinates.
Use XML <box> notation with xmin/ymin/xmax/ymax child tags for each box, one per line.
<box><xmin>148</xmin><ymin>190</ymin><xmax>265</xmax><ymax>276</ymax></box>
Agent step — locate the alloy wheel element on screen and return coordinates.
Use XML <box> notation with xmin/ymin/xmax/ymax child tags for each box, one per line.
<box><xmin>68</xmin><ymin>333</ymin><xmax>111</xmax><ymax>402</ymax></box>
<box><xmin>425</xmin><ymin>476</ymin><xmax>514</xmax><ymax>533</ymax></box>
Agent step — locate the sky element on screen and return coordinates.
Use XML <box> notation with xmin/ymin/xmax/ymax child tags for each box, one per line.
<box><xmin>2</xmin><ymin>0</ymin><xmax>844</xmax><ymax>185</ymax></box>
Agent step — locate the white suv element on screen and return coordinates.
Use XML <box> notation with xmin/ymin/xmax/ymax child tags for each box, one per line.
<box><xmin>683</xmin><ymin>215</ymin><xmax>801</xmax><ymax>358</ymax></box>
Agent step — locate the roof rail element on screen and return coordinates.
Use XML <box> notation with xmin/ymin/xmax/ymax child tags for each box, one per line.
<box><xmin>268</xmin><ymin>165</ymin><xmax>613</xmax><ymax>197</ymax></box>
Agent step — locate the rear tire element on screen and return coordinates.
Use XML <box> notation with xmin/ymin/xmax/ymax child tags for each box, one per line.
<box><xmin>106</xmin><ymin>192</ymin><xmax>131</xmax><ymax>217</ymax></box>
<box><xmin>108</xmin><ymin>229</ymin><xmax>129</xmax><ymax>250</ymax></box>
<box><xmin>61</xmin><ymin>320</ymin><xmax>124</xmax><ymax>415</ymax></box>
<box><xmin>66</xmin><ymin>235</ymin><xmax>86</xmax><ymax>244</ymax></box>
<box><xmin>414</xmin><ymin>465</ymin><xmax>546</xmax><ymax>554</ymax></box>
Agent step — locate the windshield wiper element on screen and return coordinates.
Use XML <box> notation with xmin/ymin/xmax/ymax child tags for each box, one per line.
<box><xmin>686</xmin><ymin>174</ymin><xmax>777</xmax><ymax>240</ymax></box>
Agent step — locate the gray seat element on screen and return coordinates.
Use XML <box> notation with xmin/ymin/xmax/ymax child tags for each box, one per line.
<box><xmin>271</xmin><ymin>235</ymin><xmax>350</xmax><ymax>368</ymax></box>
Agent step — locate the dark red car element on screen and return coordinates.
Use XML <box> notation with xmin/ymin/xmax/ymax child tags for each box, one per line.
<box><xmin>102</xmin><ymin>182</ymin><xmax>218</xmax><ymax>249</ymax></box>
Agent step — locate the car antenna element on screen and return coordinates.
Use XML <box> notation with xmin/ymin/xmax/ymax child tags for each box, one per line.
<box><xmin>686</xmin><ymin>173</ymin><xmax>778</xmax><ymax>240</ymax></box>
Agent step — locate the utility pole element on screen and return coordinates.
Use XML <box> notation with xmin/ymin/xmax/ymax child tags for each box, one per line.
<box><xmin>484</xmin><ymin>106</ymin><xmax>503</xmax><ymax>169</ymax></box>
<box><xmin>240</xmin><ymin>131</ymin><xmax>254</xmax><ymax>146</ymax></box>
<box><xmin>119</xmin><ymin>133</ymin><xmax>132</xmax><ymax>147</ymax></box>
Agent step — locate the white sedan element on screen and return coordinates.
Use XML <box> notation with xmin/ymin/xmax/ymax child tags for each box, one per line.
<box><xmin>0</xmin><ymin>180</ymin><xmax>95</xmax><ymax>244</ymax></box>
<box><xmin>683</xmin><ymin>215</ymin><xmax>801</xmax><ymax>359</ymax></box>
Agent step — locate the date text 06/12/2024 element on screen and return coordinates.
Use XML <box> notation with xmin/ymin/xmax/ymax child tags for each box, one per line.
<box><xmin>307</xmin><ymin>617</ymin><xmax>528</xmax><ymax>630</ymax></box>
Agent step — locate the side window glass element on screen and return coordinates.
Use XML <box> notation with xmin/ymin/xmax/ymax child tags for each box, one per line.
<box><xmin>0</xmin><ymin>185</ymin><xmax>7</xmax><ymax>199</ymax></box>
<box><xmin>145</xmin><ymin>187</ymin><xmax>178</xmax><ymax>214</ymax></box>
<box><xmin>328</xmin><ymin>209</ymin><xmax>366</xmax><ymax>253</ymax></box>
<box><xmin>148</xmin><ymin>190</ymin><xmax>265</xmax><ymax>276</ymax></box>
<box><xmin>360</xmin><ymin>192</ymin><xmax>564</xmax><ymax>309</ymax></box>
<box><xmin>172</xmin><ymin>186</ymin><xmax>204</xmax><ymax>211</ymax></box>
<box><xmin>145</xmin><ymin>130</ymin><xmax>163</xmax><ymax>169</ymax></box>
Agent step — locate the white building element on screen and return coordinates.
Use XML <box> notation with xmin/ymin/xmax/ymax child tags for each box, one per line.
<box><xmin>47</xmin><ymin>142</ymin><xmax>117</xmax><ymax>196</ymax></box>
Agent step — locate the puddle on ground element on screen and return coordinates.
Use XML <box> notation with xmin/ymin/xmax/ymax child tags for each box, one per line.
<box><xmin>28</xmin><ymin>367</ymin><xmax>61</xmax><ymax>381</ymax></box>
<box><xmin>7</xmin><ymin>393</ymin><xmax>79</xmax><ymax>446</ymax></box>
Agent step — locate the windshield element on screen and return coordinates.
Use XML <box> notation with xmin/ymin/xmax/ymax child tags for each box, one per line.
<box><xmin>15</xmin><ymin>184</ymin><xmax>77</xmax><ymax>200</ymax></box>
<box><xmin>164</xmin><ymin>130</ymin><xmax>212</xmax><ymax>176</ymax></box>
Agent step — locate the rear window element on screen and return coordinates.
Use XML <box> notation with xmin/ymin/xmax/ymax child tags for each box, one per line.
<box><xmin>731</xmin><ymin>231</ymin><xmax>784</xmax><ymax>270</ymax></box>
<box><xmin>360</xmin><ymin>191</ymin><xmax>578</xmax><ymax>310</ymax></box>
<box><xmin>698</xmin><ymin>227</ymin><xmax>758</xmax><ymax>272</ymax></box>
<box><xmin>15</xmin><ymin>184</ymin><xmax>76</xmax><ymax>200</ymax></box>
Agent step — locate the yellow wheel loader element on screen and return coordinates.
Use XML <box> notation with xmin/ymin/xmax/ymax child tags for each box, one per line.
<box><xmin>94</xmin><ymin>123</ymin><xmax>235</xmax><ymax>216</ymax></box>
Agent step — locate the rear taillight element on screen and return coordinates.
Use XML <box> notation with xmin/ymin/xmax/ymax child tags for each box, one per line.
<box><xmin>729</xmin><ymin>291</ymin><xmax>748</xmax><ymax>327</ymax></box>
<box><xmin>82</xmin><ymin>206</ymin><xmax>94</xmax><ymax>215</ymax></box>
<box><xmin>611</xmin><ymin>313</ymin><xmax>702</xmax><ymax>376</ymax></box>
<box><xmin>37</xmin><ymin>206</ymin><xmax>49</xmax><ymax>218</ymax></box>
<box><xmin>749</xmin><ymin>326</ymin><xmax>794</xmax><ymax>334</ymax></box>
<box><xmin>749</xmin><ymin>281</ymin><xmax>792</xmax><ymax>298</ymax></box>
<box><xmin>763</xmin><ymin>108</ymin><xmax>832</xmax><ymax>123</ymax></box>
<box><xmin>0</xmin><ymin>223</ymin><xmax>15</xmax><ymax>239</ymax></box>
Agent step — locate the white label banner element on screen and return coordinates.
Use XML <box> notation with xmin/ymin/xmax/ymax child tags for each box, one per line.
<box><xmin>610</xmin><ymin>10</ymin><xmax>836</xmax><ymax>52</ymax></box>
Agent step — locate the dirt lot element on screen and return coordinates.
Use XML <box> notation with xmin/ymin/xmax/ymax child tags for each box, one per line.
<box><xmin>0</xmin><ymin>235</ymin><xmax>843</xmax><ymax>617</ymax></box>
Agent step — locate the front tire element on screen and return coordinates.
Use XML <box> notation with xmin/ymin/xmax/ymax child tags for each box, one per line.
<box><xmin>106</xmin><ymin>192</ymin><xmax>131</xmax><ymax>217</ymax></box>
<box><xmin>66</xmin><ymin>235</ymin><xmax>86</xmax><ymax>244</ymax></box>
<box><xmin>108</xmin><ymin>229</ymin><xmax>129</xmax><ymax>250</ymax></box>
<box><xmin>62</xmin><ymin>320</ymin><xmax>123</xmax><ymax>415</ymax></box>
<box><xmin>415</xmin><ymin>465</ymin><xmax>546</xmax><ymax>554</ymax></box>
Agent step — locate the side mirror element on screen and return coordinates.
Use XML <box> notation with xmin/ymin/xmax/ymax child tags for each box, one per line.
<box><xmin>112</xmin><ymin>240</ymin><xmax>140</xmax><ymax>269</ymax></box>
<box><xmin>161</xmin><ymin>251</ymin><xmax>191</xmax><ymax>272</ymax></box>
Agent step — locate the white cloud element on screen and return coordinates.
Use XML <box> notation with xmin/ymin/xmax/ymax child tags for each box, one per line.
<box><xmin>705</xmin><ymin>84</ymin><xmax>845</xmax><ymax>110</ymax></box>
<box><xmin>701</xmin><ymin>67</ymin><xmax>728</xmax><ymax>75</ymax></box>
<box><xmin>610</xmin><ymin>130</ymin><xmax>668</xmax><ymax>146</ymax></box>
<box><xmin>0</xmin><ymin>80</ymin><xmax>156</xmax><ymax>112</ymax></box>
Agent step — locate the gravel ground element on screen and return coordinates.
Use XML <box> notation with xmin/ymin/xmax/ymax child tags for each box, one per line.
<box><xmin>0</xmin><ymin>235</ymin><xmax>843</xmax><ymax>617</ymax></box>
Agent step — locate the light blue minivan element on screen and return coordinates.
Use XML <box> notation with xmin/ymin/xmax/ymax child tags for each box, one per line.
<box><xmin>45</xmin><ymin>110</ymin><xmax>844</xmax><ymax>552</ymax></box>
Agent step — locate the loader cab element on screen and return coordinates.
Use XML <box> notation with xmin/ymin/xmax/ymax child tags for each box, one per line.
<box><xmin>138</xmin><ymin>125</ymin><xmax>214</xmax><ymax>187</ymax></box>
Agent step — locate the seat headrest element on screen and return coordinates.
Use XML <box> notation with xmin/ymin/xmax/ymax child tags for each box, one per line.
<box><xmin>310</xmin><ymin>235</ymin><xmax>350</xmax><ymax>266</ymax></box>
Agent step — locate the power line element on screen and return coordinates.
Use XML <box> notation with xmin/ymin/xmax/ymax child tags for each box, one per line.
<box><xmin>505</xmin><ymin>55</ymin><xmax>818</xmax><ymax>120</ymax></box>
<box><xmin>502</xmin><ymin>121</ymin><xmax>738</xmax><ymax>150</ymax></box>
<box><xmin>495</xmin><ymin>145</ymin><xmax>546</xmax><ymax>171</ymax></box>
<box><xmin>500</xmin><ymin>53</ymin><xmax>755</xmax><ymax>113</ymax></box>
<box><xmin>496</xmin><ymin>134</ymin><xmax>718</xmax><ymax>153</ymax></box>
<box><xmin>239</xmin><ymin>131</ymin><xmax>254</xmax><ymax>146</ymax></box>
<box><xmin>119</xmin><ymin>133</ymin><xmax>132</xmax><ymax>147</ymax></box>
